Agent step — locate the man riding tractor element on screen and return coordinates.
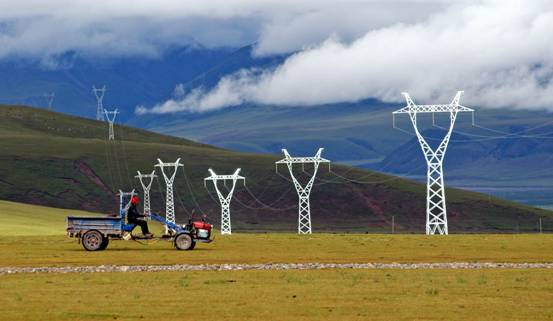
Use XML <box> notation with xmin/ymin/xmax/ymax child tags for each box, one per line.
<box><xmin>126</xmin><ymin>196</ymin><xmax>154</xmax><ymax>239</ymax></box>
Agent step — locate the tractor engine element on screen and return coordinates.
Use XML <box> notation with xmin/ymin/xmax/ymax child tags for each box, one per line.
<box><xmin>192</xmin><ymin>220</ymin><xmax>213</xmax><ymax>240</ymax></box>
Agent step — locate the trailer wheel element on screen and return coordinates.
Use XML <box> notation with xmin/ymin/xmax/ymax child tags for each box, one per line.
<box><xmin>99</xmin><ymin>237</ymin><xmax>110</xmax><ymax>250</ymax></box>
<box><xmin>174</xmin><ymin>233</ymin><xmax>194</xmax><ymax>250</ymax></box>
<box><xmin>82</xmin><ymin>230</ymin><xmax>104</xmax><ymax>251</ymax></box>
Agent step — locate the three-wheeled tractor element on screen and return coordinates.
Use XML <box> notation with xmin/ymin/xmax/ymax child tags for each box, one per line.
<box><xmin>66</xmin><ymin>192</ymin><xmax>213</xmax><ymax>251</ymax></box>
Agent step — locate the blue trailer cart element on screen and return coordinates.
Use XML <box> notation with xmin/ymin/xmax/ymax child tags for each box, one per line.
<box><xmin>66</xmin><ymin>192</ymin><xmax>213</xmax><ymax>251</ymax></box>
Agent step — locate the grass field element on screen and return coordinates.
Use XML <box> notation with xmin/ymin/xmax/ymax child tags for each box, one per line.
<box><xmin>3</xmin><ymin>234</ymin><xmax>553</xmax><ymax>267</ymax></box>
<box><xmin>2</xmin><ymin>201</ymin><xmax>553</xmax><ymax>320</ymax></box>
<box><xmin>2</xmin><ymin>269</ymin><xmax>552</xmax><ymax>321</ymax></box>
<box><xmin>2</xmin><ymin>200</ymin><xmax>553</xmax><ymax>267</ymax></box>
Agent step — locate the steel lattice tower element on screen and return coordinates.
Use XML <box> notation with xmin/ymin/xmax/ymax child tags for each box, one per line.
<box><xmin>135</xmin><ymin>170</ymin><xmax>157</xmax><ymax>218</ymax></box>
<box><xmin>276</xmin><ymin>148</ymin><xmax>330</xmax><ymax>234</ymax></box>
<box><xmin>155</xmin><ymin>158</ymin><xmax>183</xmax><ymax>234</ymax></box>
<box><xmin>393</xmin><ymin>91</ymin><xmax>474</xmax><ymax>235</ymax></box>
<box><xmin>118</xmin><ymin>189</ymin><xmax>137</xmax><ymax>216</ymax></box>
<box><xmin>103</xmin><ymin>109</ymin><xmax>119</xmax><ymax>140</ymax></box>
<box><xmin>93</xmin><ymin>85</ymin><xmax>106</xmax><ymax>121</ymax></box>
<box><xmin>204</xmin><ymin>168</ymin><xmax>245</xmax><ymax>235</ymax></box>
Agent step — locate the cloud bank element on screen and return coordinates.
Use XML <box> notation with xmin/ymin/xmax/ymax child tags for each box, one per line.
<box><xmin>139</xmin><ymin>0</ymin><xmax>553</xmax><ymax>113</ymax></box>
<box><xmin>0</xmin><ymin>0</ymin><xmax>441</xmax><ymax>63</ymax></box>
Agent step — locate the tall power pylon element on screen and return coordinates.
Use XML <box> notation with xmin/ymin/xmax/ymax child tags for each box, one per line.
<box><xmin>118</xmin><ymin>189</ymin><xmax>137</xmax><ymax>216</ymax></box>
<box><xmin>103</xmin><ymin>109</ymin><xmax>119</xmax><ymax>140</ymax></box>
<box><xmin>93</xmin><ymin>85</ymin><xmax>106</xmax><ymax>121</ymax></box>
<box><xmin>204</xmin><ymin>168</ymin><xmax>245</xmax><ymax>235</ymax></box>
<box><xmin>393</xmin><ymin>91</ymin><xmax>474</xmax><ymax>235</ymax></box>
<box><xmin>155</xmin><ymin>158</ymin><xmax>183</xmax><ymax>234</ymax></box>
<box><xmin>43</xmin><ymin>92</ymin><xmax>55</xmax><ymax>110</ymax></box>
<box><xmin>276</xmin><ymin>148</ymin><xmax>330</xmax><ymax>234</ymax></box>
<box><xmin>135</xmin><ymin>170</ymin><xmax>157</xmax><ymax>217</ymax></box>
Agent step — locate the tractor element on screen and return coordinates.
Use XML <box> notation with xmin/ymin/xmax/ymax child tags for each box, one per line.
<box><xmin>66</xmin><ymin>191</ymin><xmax>213</xmax><ymax>251</ymax></box>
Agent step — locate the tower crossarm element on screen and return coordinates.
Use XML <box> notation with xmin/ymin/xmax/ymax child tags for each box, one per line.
<box><xmin>204</xmin><ymin>168</ymin><xmax>245</xmax><ymax>182</ymax></box>
<box><xmin>393</xmin><ymin>104</ymin><xmax>473</xmax><ymax>114</ymax></box>
<box><xmin>103</xmin><ymin>109</ymin><xmax>119</xmax><ymax>122</ymax></box>
<box><xmin>155</xmin><ymin>158</ymin><xmax>183</xmax><ymax>184</ymax></box>
<box><xmin>276</xmin><ymin>148</ymin><xmax>330</xmax><ymax>165</ymax></box>
<box><xmin>135</xmin><ymin>170</ymin><xmax>157</xmax><ymax>190</ymax></box>
<box><xmin>393</xmin><ymin>91</ymin><xmax>473</xmax><ymax>114</ymax></box>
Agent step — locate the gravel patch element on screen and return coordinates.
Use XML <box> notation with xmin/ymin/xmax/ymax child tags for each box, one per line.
<box><xmin>1</xmin><ymin>262</ymin><xmax>553</xmax><ymax>275</ymax></box>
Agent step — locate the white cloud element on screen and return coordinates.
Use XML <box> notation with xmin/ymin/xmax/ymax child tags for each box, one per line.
<box><xmin>140</xmin><ymin>0</ymin><xmax>553</xmax><ymax>112</ymax></box>
<box><xmin>0</xmin><ymin>0</ymin><xmax>444</xmax><ymax>63</ymax></box>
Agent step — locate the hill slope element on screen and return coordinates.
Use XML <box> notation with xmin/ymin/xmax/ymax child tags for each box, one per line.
<box><xmin>131</xmin><ymin>103</ymin><xmax>553</xmax><ymax>208</ymax></box>
<box><xmin>1</xmin><ymin>105</ymin><xmax>552</xmax><ymax>233</ymax></box>
<box><xmin>0</xmin><ymin>200</ymin><xmax>100</xmax><ymax>236</ymax></box>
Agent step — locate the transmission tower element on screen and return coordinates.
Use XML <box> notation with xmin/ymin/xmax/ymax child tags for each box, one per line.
<box><xmin>204</xmin><ymin>168</ymin><xmax>245</xmax><ymax>235</ymax></box>
<box><xmin>392</xmin><ymin>91</ymin><xmax>474</xmax><ymax>235</ymax></box>
<box><xmin>276</xmin><ymin>148</ymin><xmax>330</xmax><ymax>234</ymax></box>
<box><xmin>135</xmin><ymin>170</ymin><xmax>157</xmax><ymax>218</ymax></box>
<box><xmin>155</xmin><ymin>158</ymin><xmax>183</xmax><ymax>234</ymax></box>
<box><xmin>43</xmin><ymin>92</ymin><xmax>55</xmax><ymax>110</ymax></box>
<box><xmin>103</xmin><ymin>109</ymin><xmax>119</xmax><ymax>141</ymax></box>
<box><xmin>118</xmin><ymin>189</ymin><xmax>137</xmax><ymax>216</ymax></box>
<box><xmin>93</xmin><ymin>85</ymin><xmax>106</xmax><ymax>121</ymax></box>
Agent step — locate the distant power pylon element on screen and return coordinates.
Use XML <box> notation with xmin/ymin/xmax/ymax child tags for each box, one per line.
<box><xmin>276</xmin><ymin>148</ymin><xmax>330</xmax><ymax>234</ymax></box>
<box><xmin>393</xmin><ymin>91</ymin><xmax>474</xmax><ymax>235</ymax></box>
<box><xmin>103</xmin><ymin>109</ymin><xmax>119</xmax><ymax>140</ymax></box>
<box><xmin>155</xmin><ymin>158</ymin><xmax>183</xmax><ymax>235</ymax></box>
<box><xmin>204</xmin><ymin>168</ymin><xmax>245</xmax><ymax>235</ymax></box>
<box><xmin>135</xmin><ymin>170</ymin><xmax>157</xmax><ymax>217</ymax></box>
<box><xmin>118</xmin><ymin>189</ymin><xmax>137</xmax><ymax>215</ymax></box>
<box><xmin>93</xmin><ymin>85</ymin><xmax>106</xmax><ymax>121</ymax></box>
<box><xmin>43</xmin><ymin>92</ymin><xmax>55</xmax><ymax>110</ymax></box>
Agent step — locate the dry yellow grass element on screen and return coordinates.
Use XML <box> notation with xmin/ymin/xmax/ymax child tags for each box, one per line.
<box><xmin>1</xmin><ymin>269</ymin><xmax>553</xmax><ymax>321</ymax></box>
<box><xmin>1</xmin><ymin>233</ymin><xmax>553</xmax><ymax>267</ymax></box>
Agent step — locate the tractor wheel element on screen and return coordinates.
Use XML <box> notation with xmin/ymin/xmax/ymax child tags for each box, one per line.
<box><xmin>82</xmin><ymin>230</ymin><xmax>104</xmax><ymax>251</ymax></box>
<box><xmin>99</xmin><ymin>237</ymin><xmax>110</xmax><ymax>250</ymax></box>
<box><xmin>174</xmin><ymin>233</ymin><xmax>194</xmax><ymax>250</ymax></box>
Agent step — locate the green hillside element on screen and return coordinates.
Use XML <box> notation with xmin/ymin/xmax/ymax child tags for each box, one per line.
<box><xmin>0</xmin><ymin>105</ymin><xmax>552</xmax><ymax>233</ymax></box>
<box><xmin>0</xmin><ymin>200</ymin><xmax>99</xmax><ymax>236</ymax></box>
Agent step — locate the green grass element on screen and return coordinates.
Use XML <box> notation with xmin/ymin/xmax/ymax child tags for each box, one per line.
<box><xmin>0</xmin><ymin>201</ymin><xmax>100</xmax><ymax>236</ymax></box>
<box><xmin>1</xmin><ymin>269</ymin><xmax>552</xmax><ymax>321</ymax></box>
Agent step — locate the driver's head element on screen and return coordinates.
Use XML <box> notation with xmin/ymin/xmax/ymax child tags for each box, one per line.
<box><xmin>131</xmin><ymin>195</ymin><xmax>140</xmax><ymax>205</ymax></box>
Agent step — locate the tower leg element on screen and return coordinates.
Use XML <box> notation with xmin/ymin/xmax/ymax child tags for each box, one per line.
<box><xmin>298</xmin><ymin>196</ymin><xmax>312</xmax><ymax>234</ymax></box>
<box><xmin>108</xmin><ymin>124</ymin><xmax>114</xmax><ymax>140</ymax></box>
<box><xmin>426</xmin><ymin>162</ymin><xmax>448</xmax><ymax>235</ymax></box>
<box><xmin>143</xmin><ymin>191</ymin><xmax>151</xmax><ymax>220</ymax></box>
<box><xmin>221</xmin><ymin>203</ymin><xmax>232</xmax><ymax>235</ymax></box>
<box><xmin>165</xmin><ymin>185</ymin><xmax>175</xmax><ymax>235</ymax></box>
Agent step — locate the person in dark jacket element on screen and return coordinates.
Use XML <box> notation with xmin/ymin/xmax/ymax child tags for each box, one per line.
<box><xmin>127</xmin><ymin>196</ymin><xmax>153</xmax><ymax>238</ymax></box>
